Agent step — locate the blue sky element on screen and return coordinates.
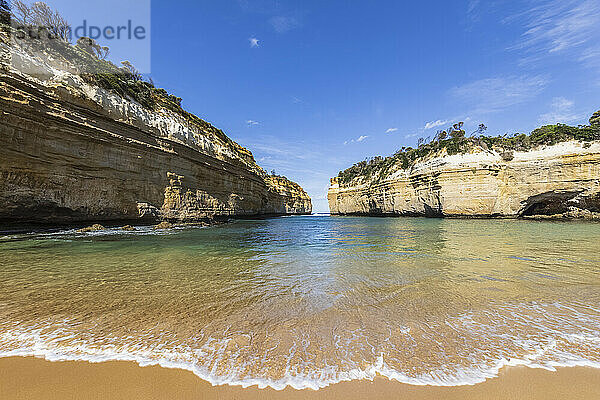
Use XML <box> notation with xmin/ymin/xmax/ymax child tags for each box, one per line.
<box><xmin>47</xmin><ymin>0</ymin><xmax>600</xmax><ymax>212</ymax></box>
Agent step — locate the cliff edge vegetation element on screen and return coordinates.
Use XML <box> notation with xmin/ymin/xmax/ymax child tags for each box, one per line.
<box><xmin>0</xmin><ymin>1</ymin><xmax>311</xmax><ymax>224</ymax></box>
<box><xmin>337</xmin><ymin>118</ymin><xmax>600</xmax><ymax>186</ymax></box>
<box><xmin>329</xmin><ymin>111</ymin><xmax>600</xmax><ymax>219</ymax></box>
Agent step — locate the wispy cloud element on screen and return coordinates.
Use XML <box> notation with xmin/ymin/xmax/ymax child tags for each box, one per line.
<box><xmin>467</xmin><ymin>0</ymin><xmax>480</xmax><ymax>14</ymax></box>
<box><xmin>512</xmin><ymin>0</ymin><xmax>600</xmax><ymax>53</ymax></box>
<box><xmin>579</xmin><ymin>48</ymin><xmax>600</xmax><ymax>84</ymax></box>
<box><xmin>508</xmin><ymin>0</ymin><xmax>600</xmax><ymax>73</ymax></box>
<box><xmin>246</xmin><ymin>135</ymin><xmax>324</xmax><ymax>165</ymax></box>
<box><xmin>344</xmin><ymin>135</ymin><xmax>369</xmax><ymax>145</ymax></box>
<box><xmin>424</xmin><ymin>119</ymin><xmax>449</xmax><ymax>130</ymax></box>
<box><xmin>249</xmin><ymin>37</ymin><xmax>260</xmax><ymax>47</ymax></box>
<box><xmin>466</xmin><ymin>0</ymin><xmax>481</xmax><ymax>23</ymax></box>
<box><xmin>246</xmin><ymin>120</ymin><xmax>260</xmax><ymax>126</ymax></box>
<box><xmin>269</xmin><ymin>16</ymin><xmax>300</xmax><ymax>33</ymax></box>
<box><xmin>449</xmin><ymin>75</ymin><xmax>549</xmax><ymax>114</ymax></box>
<box><xmin>538</xmin><ymin>97</ymin><xmax>586</xmax><ymax>125</ymax></box>
<box><xmin>385</xmin><ymin>128</ymin><xmax>398</xmax><ymax>133</ymax></box>
<box><xmin>241</xmin><ymin>133</ymin><xmax>337</xmax><ymax>212</ymax></box>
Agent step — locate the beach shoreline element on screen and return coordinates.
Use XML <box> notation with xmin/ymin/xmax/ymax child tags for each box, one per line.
<box><xmin>1</xmin><ymin>356</ymin><xmax>599</xmax><ymax>400</ymax></box>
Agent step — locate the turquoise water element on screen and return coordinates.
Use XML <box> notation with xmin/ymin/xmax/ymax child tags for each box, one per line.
<box><xmin>1</xmin><ymin>216</ymin><xmax>600</xmax><ymax>389</ymax></box>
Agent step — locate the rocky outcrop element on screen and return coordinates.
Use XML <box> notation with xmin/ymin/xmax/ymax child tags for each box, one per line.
<box><xmin>265</xmin><ymin>176</ymin><xmax>313</xmax><ymax>215</ymax></box>
<box><xmin>328</xmin><ymin>141</ymin><xmax>600</xmax><ymax>219</ymax></box>
<box><xmin>0</xmin><ymin>39</ymin><xmax>311</xmax><ymax>224</ymax></box>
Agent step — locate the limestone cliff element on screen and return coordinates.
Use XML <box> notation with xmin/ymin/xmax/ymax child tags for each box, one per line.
<box><xmin>0</xmin><ymin>33</ymin><xmax>311</xmax><ymax>223</ymax></box>
<box><xmin>329</xmin><ymin>118</ymin><xmax>600</xmax><ymax>219</ymax></box>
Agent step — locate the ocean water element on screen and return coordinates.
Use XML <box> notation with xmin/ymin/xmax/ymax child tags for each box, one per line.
<box><xmin>1</xmin><ymin>216</ymin><xmax>600</xmax><ymax>390</ymax></box>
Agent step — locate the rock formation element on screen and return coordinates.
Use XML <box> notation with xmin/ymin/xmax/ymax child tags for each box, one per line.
<box><xmin>0</xmin><ymin>30</ymin><xmax>311</xmax><ymax>224</ymax></box>
<box><xmin>329</xmin><ymin>134</ymin><xmax>600</xmax><ymax>219</ymax></box>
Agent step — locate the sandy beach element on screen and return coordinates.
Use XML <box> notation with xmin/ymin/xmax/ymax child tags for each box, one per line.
<box><xmin>1</xmin><ymin>357</ymin><xmax>599</xmax><ymax>400</ymax></box>
<box><xmin>2</xmin><ymin>0</ymin><xmax>600</xmax><ymax>398</ymax></box>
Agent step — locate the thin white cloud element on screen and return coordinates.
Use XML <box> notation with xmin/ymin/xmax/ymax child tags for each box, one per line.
<box><xmin>579</xmin><ymin>47</ymin><xmax>600</xmax><ymax>71</ymax></box>
<box><xmin>512</xmin><ymin>0</ymin><xmax>600</xmax><ymax>53</ymax></box>
<box><xmin>344</xmin><ymin>135</ymin><xmax>369</xmax><ymax>145</ymax></box>
<box><xmin>467</xmin><ymin>0</ymin><xmax>480</xmax><ymax>14</ymax></box>
<box><xmin>449</xmin><ymin>75</ymin><xmax>549</xmax><ymax>114</ymax></box>
<box><xmin>246</xmin><ymin>120</ymin><xmax>260</xmax><ymax>126</ymax></box>
<box><xmin>424</xmin><ymin>119</ymin><xmax>449</xmax><ymax>130</ymax></box>
<box><xmin>552</xmin><ymin>97</ymin><xmax>574</xmax><ymax>110</ymax></box>
<box><xmin>249</xmin><ymin>37</ymin><xmax>260</xmax><ymax>47</ymax></box>
<box><xmin>508</xmin><ymin>0</ymin><xmax>600</xmax><ymax>76</ymax></box>
<box><xmin>538</xmin><ymin>97</ymin><xmax>586</xmax><ymax>125</ymax></box>
<box><xmin>385</xmin><ymin>128</ymin><xmax>398</xmax><ymax>133</ymax></box>
<box><xmin>467</xmin><ymin>0</ymin><xmax>481</xmax><ymax>23</ymax></box>
<box><xmin>269</xmin><ymin>16</ymin><xmax>300</xmax><ymax>33</ymax></box>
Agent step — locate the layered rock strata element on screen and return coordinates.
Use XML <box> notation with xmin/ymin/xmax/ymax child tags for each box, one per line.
<box><xmin>0</xmin><ymin>42</ymin><xmax>311</xmax><ymax>223</ymax></box>
<box><xmin>328</xmin><ymin>140</ymin><xmax>600</xmax><ymax>219</ymax></box>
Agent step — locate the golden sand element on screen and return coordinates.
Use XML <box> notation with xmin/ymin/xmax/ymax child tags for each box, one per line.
<box><xmin>1</xmin><ymin>356</ymin><xmax>599</xmax><ymax>400</ymax></box>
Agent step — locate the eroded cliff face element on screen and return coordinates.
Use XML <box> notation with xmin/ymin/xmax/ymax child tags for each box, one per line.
<box><xmin>328</xmin><ymin>141</ymin><xmax>600</xmax><ymax>219</ymax></box>
<box><xmin>0</xmin><ymin>42</ymin><xmax>311</xmax><ymax>223</ymax></box>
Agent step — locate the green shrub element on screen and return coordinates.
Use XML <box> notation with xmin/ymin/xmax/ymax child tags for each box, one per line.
<box><xmin>337</xmin><ymin>119</ymin><xmax>600</xmax><ymax>186</ymax></box>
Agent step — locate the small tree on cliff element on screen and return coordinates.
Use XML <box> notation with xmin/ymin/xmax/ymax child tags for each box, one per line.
<box><xmin>30</xmin><ymin>1</ymin><xmax>70</xmax><ymax>41</ymax></box>
<box><xmin>474</xmin><ymin>123</ymin><xmax>487</xmax><ymax>136</ymax></box>
<box><xmin>0</xmin><ymin>0</ymin><xmax>10</xmax><ymax>25</ymax></box>
<box><xmin>10</xmin><ymin>0</ymin><xmax>34</xmax><ymax>25</ymax></box>
<box><xmin>449</xmin><ymin>122</ymin><xmax>465</xmax><ymax>139</ymax></box>
<box><xmin>591</xmin><ymin>110</ymin><xmax>600</xmax><ymax>127</ymax></box>
<box><xmin>10</xmin><ymin>1</ymin><xmax>71</xmax><ymax>42</ymax></box>
<box><xmin>434</xmin><ymin>130</ymin><xmax>447</xmax><ymax>141</ymax></box>
<box><xmin>120</xmin><ymin>60</ymin><xmax>142</xmax><ymax>81</ymax></box>
<box><xmin>76</xmin><ymin>36</ymin><xmax>109</xmax><ymax>59</ymax></box>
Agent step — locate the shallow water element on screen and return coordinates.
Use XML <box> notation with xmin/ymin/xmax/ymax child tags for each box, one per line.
<box><xmin>1</xmin><ymin>216</ymin><xmax>599</xmax><ymax>389</ymax></box>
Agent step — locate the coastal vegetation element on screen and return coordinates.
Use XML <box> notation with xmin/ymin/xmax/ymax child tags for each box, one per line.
<box><xmin>337</xmin><ymin>113</ymin><xmax>600</xmax><ymax>185</ymax></box>
<box><xmin>1</xmin><ymin>1</ymin><xmax>246</xmax><ymax>155</ymax></box>
<box><xmin>1</xmin><ymin>1</ymin><xmax>313</xmax><ymax>223</ymax></box>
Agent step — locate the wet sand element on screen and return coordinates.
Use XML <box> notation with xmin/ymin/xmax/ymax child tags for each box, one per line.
<box><xmin>1</xmin><ymin>357</ymin><xmax>599</xmax><ymax>399</ymax></box>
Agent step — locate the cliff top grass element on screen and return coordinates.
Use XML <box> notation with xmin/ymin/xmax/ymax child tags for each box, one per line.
<box><xmin>0</xmin><ymin>1</ymin><xmax>254</xmax><ymax>162</ymax></box>
<box><xmin>337</xmin><ymin>112</ymin><xmax>600</xmax><ymax>186</ymax></box>
<box><xmin>0</xmin><ymin>2</ymin><xmax>310</xmax><ymax>193</ymax></box>
<box><xmin>266</xmin><ymin>175</ymin><xmax>308</xmax><ymax>194</ymax></box>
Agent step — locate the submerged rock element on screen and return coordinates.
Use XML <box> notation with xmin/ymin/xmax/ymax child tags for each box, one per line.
<box><xmin>120</xmin><ymin>225</ymin><xmax>136</xmax><ymax>231</ymax></box>
<box><xmin>153</xmin><ymin>221</ymin><xmax>173</xmax><ymax>230</ymax></box>
<box><xmin>77</xmin><ymin>224</ymin><xmax>106</xmax><ymax>233</ymax></box>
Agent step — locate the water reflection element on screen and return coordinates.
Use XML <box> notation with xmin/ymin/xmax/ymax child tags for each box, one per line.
<box><xmin>0</xmin><ymin>217</ymin><xmax>599</xmax><ymax>389</ymax></box>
